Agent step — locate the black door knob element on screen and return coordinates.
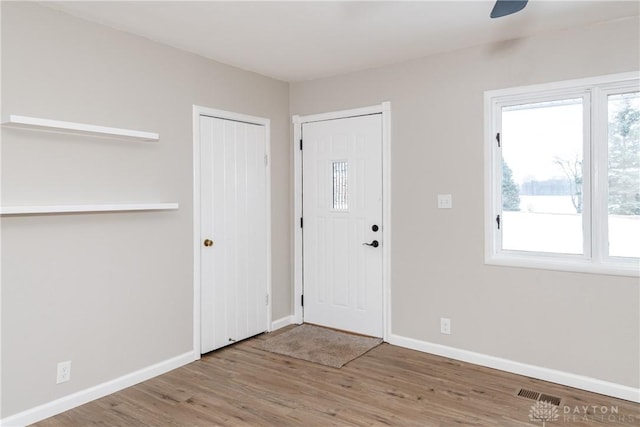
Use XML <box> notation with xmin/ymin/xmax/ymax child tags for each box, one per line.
<box><xmin>363</xmin><ymin>240</ymin><xmax>379</xmax><ymax>248</ymax></box>
<box><xmin>372</xmin><ymin>225</ymin><xmax>379</xmax><ymax>232</ymax></box>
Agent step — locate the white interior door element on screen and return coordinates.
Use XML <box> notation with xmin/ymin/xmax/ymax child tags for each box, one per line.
<box><xmin>302</xmin><ymin>114</ymin><xmax>383</xmax><ymax>337</ymax></box>
<box><xmin>200</xmin><ymin>115</ymin><xmax>268</xmax><ymax>354</ymax></box>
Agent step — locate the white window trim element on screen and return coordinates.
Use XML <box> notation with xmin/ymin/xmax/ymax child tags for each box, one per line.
<box><xmin>484</xmin><ymin>72</ymin><xmax>640</xmax><ymax>278</ymax></box>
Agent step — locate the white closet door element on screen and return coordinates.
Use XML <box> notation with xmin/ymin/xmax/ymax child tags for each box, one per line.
<box><xmin>200</xmin><ymin>116</ymin><xmax>268</xmax><ymax>353</ymax></box>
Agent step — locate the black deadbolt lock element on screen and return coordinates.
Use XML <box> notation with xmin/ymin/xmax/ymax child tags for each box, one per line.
<box><xmin>372</xmin><ymin>225</ymin><xmax>379</xmax><ymax>232</ymax></box>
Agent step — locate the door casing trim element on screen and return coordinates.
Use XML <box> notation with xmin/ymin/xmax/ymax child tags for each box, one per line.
<box><xmin>292</xmin><ymin>102</ymin><xmax>391</xmax><ymax>340</ymax></box>
<box><xmin>192</xmin><ymin>105</ymin><xmax>272</xmax><ymax>359</ymax></box>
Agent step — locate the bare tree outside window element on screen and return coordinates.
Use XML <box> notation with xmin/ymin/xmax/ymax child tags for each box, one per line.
<box><xmin>554</xmin><ymin>154</ymin><xmax>583</xmax><ymax>214</ymax></box>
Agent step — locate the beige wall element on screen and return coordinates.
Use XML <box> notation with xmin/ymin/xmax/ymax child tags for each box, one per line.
<box><xmin>291</xmin><ymin>17</ymin><xmax>639</xmax><ymax>388</ymax></box>
<box><xmin>1</xmin><ymin>2</ymin><xmax>290</xmax><ymax>417</ymax></box>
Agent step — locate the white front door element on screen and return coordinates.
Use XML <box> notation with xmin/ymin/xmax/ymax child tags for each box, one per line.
<box><xmin>302</xmin><ymin>114</ymin><xmax>383</xmax><ymax>337</ymax></box>
<box><xmin>200</xmin><ymin>115</ymin><xmax>269</xmax><ymax>354</ymax></box>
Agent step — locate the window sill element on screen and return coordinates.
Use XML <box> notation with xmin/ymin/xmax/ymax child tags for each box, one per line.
<box><xmin>486</xmin><ymin>254</ymin><xmax>640</xmax><ymax>278</ymax></box>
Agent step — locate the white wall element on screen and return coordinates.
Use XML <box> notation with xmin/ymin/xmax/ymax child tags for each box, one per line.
<box><xmin>1</xmin><ymin>2</ymin><xmax>291</xmax><ymax>419</ymax></box>
<box><xmin>291</xmin><ymin>17</ymin><xmax>639</xmax><ymax>389</ymax></box>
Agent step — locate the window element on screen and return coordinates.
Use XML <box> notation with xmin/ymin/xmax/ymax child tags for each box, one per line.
<box><xmin>485</xmin><ymin>73</ymin><xmax>639</xmax><ymax>276</ymax></box>
<box><xmin>608</xmin><ymin>91</ymin><xmax>640</xmax><ymax>259</ymax></box>
<box><xmin>332</xmin><ymin>161</ymin><xmax>348</xmax><ymax>211</ymax></box>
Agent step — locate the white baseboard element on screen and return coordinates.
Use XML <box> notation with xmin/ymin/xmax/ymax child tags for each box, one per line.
<box><xmin>271</xmin><ymin>315</ymin><xmax>295</xmax><ymax>331</ymax></box>
<box><xmin>388</xmin><ymin>334</ymin><xmax>640</xmax><ymax>403</ymax></box>
<box><xmin>0</xmin><ymin>351</ymin><xmax>196</xmax><ymax>427</ymax></box>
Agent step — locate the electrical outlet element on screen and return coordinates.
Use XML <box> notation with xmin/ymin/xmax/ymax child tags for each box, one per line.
<box><xmin>56</xmin><ymin>361</ymin><xmax>71</xmax><ymax>384</ymax></box>
<box><xmin>440</xmin><ymin>317</ymin><xmax>451</xmax><ymax>335</ymax></box>
<box><xmin>437</xmin><ymin>194</ymin><xmax>452</xmax><ymax>209</ymax></box>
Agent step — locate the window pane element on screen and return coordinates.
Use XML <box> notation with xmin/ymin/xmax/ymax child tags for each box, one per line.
<box><xmin>332</xmin><ymin>161</ymin><xmax>348</xmax><ymax>210</ymax></box>
<box><xmin>608</xmin><ymin>92</ymin><xmax>640</xmax><ymax>258</ymax></box>
<box><xmin>501</xmin><ymin>98</ymin><xmax>584</xmax><ymax>254</ymax></box>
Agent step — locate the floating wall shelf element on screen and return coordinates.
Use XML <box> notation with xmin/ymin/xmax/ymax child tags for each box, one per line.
<box><xmin>1</xmin><ymin>115</ymin><xmax>159</xmax><ymax>142</ymax></box>
<box><xmin>0</xmin><ymin>203</ymin><xmax>179</xmax><ymax>216</ymax></box>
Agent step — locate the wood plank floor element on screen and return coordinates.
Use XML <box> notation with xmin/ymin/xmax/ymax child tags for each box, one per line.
<box><xmin>36</xmin><ymin>326</ymin><xmax>639</xmax><ymax>426</ymax></box>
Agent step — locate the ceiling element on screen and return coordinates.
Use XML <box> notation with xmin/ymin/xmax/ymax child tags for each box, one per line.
<box><xmin>45</xmin><ymin>1</ymin><xmax>639</xmax><ymax>82</ymax></box>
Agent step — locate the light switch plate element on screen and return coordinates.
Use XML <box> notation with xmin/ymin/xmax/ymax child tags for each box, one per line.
<box><xmin>437</xmin><ymin>194</ymin><xmax>452</xmax><ymax>209</ymax></box>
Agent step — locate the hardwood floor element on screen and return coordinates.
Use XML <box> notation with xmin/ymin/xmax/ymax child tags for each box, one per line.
<box><xmin>36</xmin><ymin>326</ymin><xmax>639</xmax><ymax>426</ymax></box>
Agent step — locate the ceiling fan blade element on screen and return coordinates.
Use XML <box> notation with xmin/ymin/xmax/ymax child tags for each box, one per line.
<box><xmin>490</xmin><ymin>0</ymin><xmax>528</xmax><ymax>18</ymax></box>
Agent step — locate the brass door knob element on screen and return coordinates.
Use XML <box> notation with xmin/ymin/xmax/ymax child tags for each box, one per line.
<box><xmin>203</xmin><ymin>239</ymin><xmax>214</xmax><ymax>247</ymax></box>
